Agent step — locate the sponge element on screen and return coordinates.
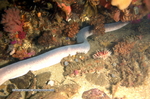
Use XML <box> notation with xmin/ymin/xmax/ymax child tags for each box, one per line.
<box><xmin>111</xmin><ymin>0</ymin><xmax>132</xmax><ymax>10</ymax></box>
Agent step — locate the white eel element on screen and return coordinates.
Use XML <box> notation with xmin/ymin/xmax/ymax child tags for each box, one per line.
<box><xmin>0</xmin><ymin>22</ymin><xmax>129</xmax><ymax>85</ymax></box>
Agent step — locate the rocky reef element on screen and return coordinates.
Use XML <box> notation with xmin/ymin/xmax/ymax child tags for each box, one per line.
<box><xmin>0</xmin><ymin>0</ymin><xmax>150</xmax><ymax>99</ymax></box>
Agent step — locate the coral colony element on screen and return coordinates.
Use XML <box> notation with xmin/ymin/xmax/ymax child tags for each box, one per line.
<box><xmin>93</xmin><ymin>49</ymin><xmax>111</xmax><ymax>60</ymax></box>
<box><xmin>1</xmin><ymin>8</ymin><xmax>24</xmax><ymax>34</ymax></box>
<box><xmin>1</xmin><ymin>8</ymin><xmax>26</xmax><ymax>41</ymax></box>
<box><xmin>0</xmin><ymin>8</ymin><xmax>36</xmax><ymax>60</ymax></box>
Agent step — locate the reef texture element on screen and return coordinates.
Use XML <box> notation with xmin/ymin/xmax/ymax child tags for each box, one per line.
<box><xmin>61</xmin><ymin>19</ymin><xmax>150</xmax><ymax>89</ymax></box>
<box><xmin>113</xmin><ymin>41</ymin><xmax>135</xmax><ymax>55</ymax></box>
<box><xmin>90</xmin><ymin>15</ymin><xmax>105</xmax><ymax>35</ymax></box>
<box><xmin>0</xmin><ymin>0</ymin><xmax>150</xmax><ymax>98</ymax></box>
<box><xmin>38</xmin><ymin>30</ymin><xmax>59</xmax><ymax>47</ymax></box>
<box><xmin>0</xmin><ymin>0</ymin><xmax>149</xmax><ymax>61</ymax></box>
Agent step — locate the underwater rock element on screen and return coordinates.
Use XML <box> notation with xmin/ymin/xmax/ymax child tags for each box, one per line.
<box><xmin>9</xmin><ymin>71</ymin><xmax>35</xmax><ymax>89</ymax></box>
<box><xmin>6</xmin><ymin>84</ymin><xmax>15</xmax><ymax>93</ymax></box>
<box><xmin>6</xmin><ymin>92</ymin><xmax>23</xmax><ymax>99</ymax></box>
<box><xmin>36</xmin><ymin>72</ymin><xmax>51</xmax><ymax>88</ymax></box>
<box><xmin>85</xmin><ymin>73</ymin><xmax>109</xmax><ymax>86</ymax></box>
<box><xmin>30</xmin><ymin>84</ymin><xmax>80</xmax><ymax>99</ymax></box>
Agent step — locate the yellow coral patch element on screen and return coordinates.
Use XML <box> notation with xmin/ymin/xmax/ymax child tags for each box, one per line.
<box><xmin>111</xmin><ymin>0</ymin><xmax>132</xmax><ymax>10</ymax></box>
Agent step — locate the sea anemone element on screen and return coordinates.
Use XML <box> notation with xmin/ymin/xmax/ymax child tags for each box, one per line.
<box><xmin>93</xmin><ymin>49</ymin><xmax>111</xmax><ymax>60</ymax></box>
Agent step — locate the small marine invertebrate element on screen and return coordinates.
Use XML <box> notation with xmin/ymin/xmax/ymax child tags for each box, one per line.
<box><xmin>89</xmin><ymin>0</ymin><xmax>100</xmax><ymax>6</ymax></box>
<box><xmin>132</xmin><ymin>0</ymin><xmax>142</xmax><ymax>5</ymax></box>
<box><xmin>93</xmin><ymin>49</ymin><xmax>111</xmax><ymax>60</ymax></box>
<box><xmin>120</xmin><ymin>8</ymin><xmax>147</xmax><ymax>22</ymax></box>
<box><xmin>131</xmin><ymin>19</ymin><xmax>141</xmax><ymax>24</ymax></box>
<box><xmin>99</xmin><ymin>0</ymin><xmax>112</xmax><ymax>9</ymax></box>
<box><xmin>38</xmin><ymin>31</ymin><xmax>58</xmax><ymax>46</ymax></box>
<box><xmin>64</xmin><ymin>22</ymin><xmax>79</xmax><ymax>38</ymax></box>
<box><xmin>23</xmin><ymin>22</ymin><xmax>33</xmax><ymax>34</ymax></box>
<box><xmin>62</xmin><ymin>0</ymin><xmax>75</xmax><ymax>5</ymax></box>
<box><xmin>81</xmin><ymin>0</ymin><xmax>98</xmax><ymax>20</ymax></box>
<box><xmin>109</xmin><ymin>1</ymin><xmax>148</xmax><ymax>22</ymax></box>
<box><xmin>90</xmin><ymin>15</ymin><xmax>105</xmax><ymax>35</ymax></box>
<box><xmin>71</xmin><ymin>3</ymin><xmax>84</xmax><ymax>14</ymax></box>
<box><xmin>144</xmin><ymin>0</ymin><xmax>150</xmax><ymax>11</ymax></box>
<box><xmin>111</xmin><ymin>0</ymin><xmax>132</xmax><ymax>10</ymax></box>
<box><xmin>1</xmin><ymin>8</ymin><xmax>24</xmax><ymax>33</ymax></box>
<box><xmin>73</xmin><ymin>69</ymin><xmax>81</xmax><ymax>76</ymax></box>
<box><xmin>82</xmin><ymin>88</ymin><xmax>111</xmax><ymax>99</ymax></box>
<box><xmin>147</xmin><ymin>14</ymin><xmax>150</xmax><ymax>19</ymax></box>
<box><xmin>56</xmin><ymin>2</ymin><xmax>72</xmax><ymax>20</ymax></box>
<box><xmin>18</xmin><ymin>31</ymin><xmax>26</xmax><ymax>39</ymax></box>
<box><xmin>133</xmin><ymin>6</ymin><xmax>139</xmax><ymax>15</ymax></box>
<box><xmin>113</xmin><ymin>9</ymin><xmax>121</xmax><ymax>22</ymax></box>
<box><xmin>11</xmin><ymin>40</ymin><xmax>17</xmax><ymax>45</ymax></box>
<box><xmin>12</xmin><ymin>48</ymin><xmax>35</xmax><ymax>60</ymax></box>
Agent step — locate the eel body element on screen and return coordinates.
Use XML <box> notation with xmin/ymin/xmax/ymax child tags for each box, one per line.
<box><xmin>0</xmin><ymin>22</ymin><xmax>129</xmax><ymax>85</ymax></box>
